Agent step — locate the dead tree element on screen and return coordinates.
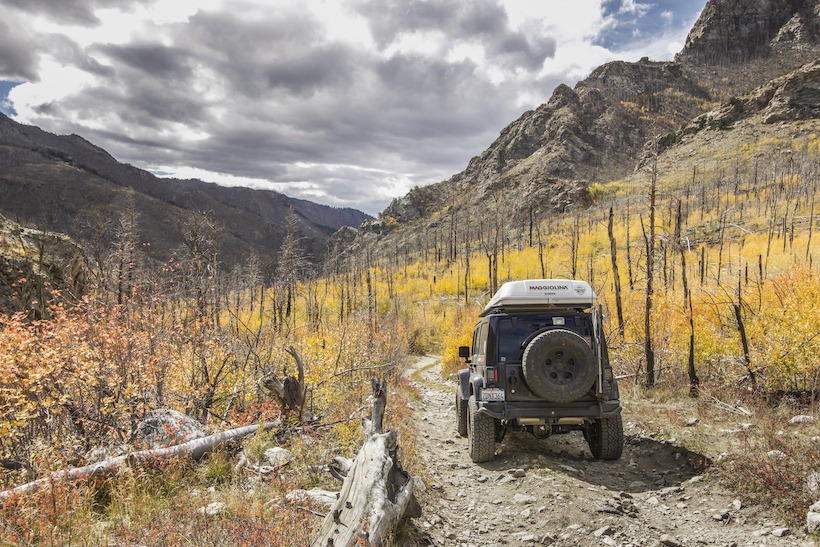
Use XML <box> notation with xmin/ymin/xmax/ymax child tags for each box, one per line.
<box><xmin>676</xmin><ymin>201</ymin><xmax>699</xmax><ymax>396</ymax></box>
<box><xmin>259</xmin><ymin>346</ymin><xmax>310</xmax><ymax>421</ymax></box>
<box><xmin>733</xmin><ymin>274</ymin><xmax>757</xmax><ymax>389</ymax></box>
<box><xmin>0</xmin><ymin>421</ymin><xmax>281</xmax><ymax>503</ymax></box>
<box><xmin>608</xmin><ymin>207</ymin><xmax>625</xmax><ymax>335</ymax></box>
<box><xmin>311</xmin><ymin>378</ymin><xmax>419</xmax><ymax>547</ymax></box>
<box><xmin>643</xmin><ymin>150</ymin><xmax>658</xmax><ymax>388</ymax></box>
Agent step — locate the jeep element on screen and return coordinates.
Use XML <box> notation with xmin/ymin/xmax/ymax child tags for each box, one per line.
<box><xmin>455</xmin><ymin>279</ymin><xmax>623</xmax><ymax>462</ymax></box>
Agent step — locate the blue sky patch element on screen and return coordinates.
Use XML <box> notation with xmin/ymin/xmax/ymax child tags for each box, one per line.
<box><xmin>597</xmin><ymin>0</ymin><xmax>707</xmax><ymax>53</ymax></box>
<box><xmin>0</xmin><ymin>80</ymin><xmax>21</xmax><ymax>116</ymax></box>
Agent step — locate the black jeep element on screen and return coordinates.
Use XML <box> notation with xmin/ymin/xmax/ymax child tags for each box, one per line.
<box><xmin>456</xmin><ymin>279</ymin><xmax>623</xmax><ymax>462</ymax></box>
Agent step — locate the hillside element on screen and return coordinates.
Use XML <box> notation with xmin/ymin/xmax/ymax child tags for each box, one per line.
<box><xmin>349</xmin><ymin>0</ymin><xmax>820</xmax><ymax>261</ymax></box>
<box><xmin>0</xmin><ymin>113</ymin><xmax>371</xmax><ymax>271</ymax></box>
<box><xmin>3</xmin><ymin>1</ymin><xmax>820</xmax><ymax>544</ymax></box>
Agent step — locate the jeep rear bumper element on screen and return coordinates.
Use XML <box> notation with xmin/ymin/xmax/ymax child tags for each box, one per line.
<box><xmin>477</xmin><ymin>399</ymin><xmax>621</xmax><ymax>421</ymax></box>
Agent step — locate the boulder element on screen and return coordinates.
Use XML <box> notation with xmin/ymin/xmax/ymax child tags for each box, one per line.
<box><xmin>264</xmin><ymin>447</ymin><xmax>294</xmax><ymax>468</ymax></box>
<box><xmin>807</xmin><ymin>501</ymin><xmax>820</xmax><ymax>533</ymax></box>
<box><xmin>134</xmin><ymin>409</ymin><xmax>208</xmax><ymax>449</ymax></box>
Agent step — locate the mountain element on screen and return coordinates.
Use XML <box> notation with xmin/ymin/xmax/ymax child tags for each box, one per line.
<box><xmin>342</xmin><ymin>0</ymin><xmax>820</xmax><ymax>258</ymax></box>
<box><xmin>0</xmin><ymin>113</ymin><xmax>371</xmax><ymax>271</ymax></box>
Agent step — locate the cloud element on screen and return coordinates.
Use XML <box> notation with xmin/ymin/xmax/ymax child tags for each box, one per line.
<box><xmin>619</xmin><ymin>0</ymin><xmax>653</xmax><ymax>16</ymax></box>
<box><xmin>0</xmin><ymin>16</ymin><xmax>41</xmax><ymax>81</ymax></box>
<box><xmin>3</xmin><ymin>0</ymin><xmax>129</xmax><ymax>25</ymax></box>
<box><xmin>0</xmin><ymin>0</ymin><xmax>707</xmax><ymax>215</ymax></box>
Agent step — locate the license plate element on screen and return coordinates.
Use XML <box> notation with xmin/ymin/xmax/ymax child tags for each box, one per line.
<box><xmin>481</xmin><ymin>388</ymin><xmax>505</xmax><ymax>401</ymax></box>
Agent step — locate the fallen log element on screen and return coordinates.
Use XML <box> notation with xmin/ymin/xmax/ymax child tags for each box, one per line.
<box><xmin>311</xmin><ymin>378</ymin><xmax>420</xmax><ymax>547</ymax></box>
<box><xmin>0</xmin><ymin>420</ymin><xmax>281</xmax><ymax>503</ymax></box>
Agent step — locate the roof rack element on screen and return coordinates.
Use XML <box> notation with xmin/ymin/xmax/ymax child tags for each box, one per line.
<box><xmin>480</xmin><ymin>279</ymin><xmax>596</xmax><ymax>316</ymax></box>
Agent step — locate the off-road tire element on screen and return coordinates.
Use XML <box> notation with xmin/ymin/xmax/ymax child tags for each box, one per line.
<box><xmin>455</xmin><ymin>389</ymin><xmax>468</xmax><ymax>437</ymax></box>
<box><xmin>585</xmin><ymin>413</ymin><xmax>624</xmax><ymax>460</ymax></box>
<box><xmin>467</xmin><ymin>395</ymin><xmax>495</xmax><ymax>463</ymax></box>
<box><xmin>521</xmin><ymin>329</ymin><xmax>597</xmax><ymax>403</ymax></box>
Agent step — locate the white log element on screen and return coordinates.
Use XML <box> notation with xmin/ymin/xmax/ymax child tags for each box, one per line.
<box><xmin>0</xmin><ymin>420</ymin><xmax>280</xmax><ymax>502</ymax></box>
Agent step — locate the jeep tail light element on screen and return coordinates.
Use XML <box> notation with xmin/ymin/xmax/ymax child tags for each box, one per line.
<box><xmin>486</xmin><ymin>367</ymin><xmax>498</xmax><ymax>384</ymax></box>
<box><xmin>552</xmin><ymin>317</ymin><xmax>565</xmax><ymax>326</ymax></box>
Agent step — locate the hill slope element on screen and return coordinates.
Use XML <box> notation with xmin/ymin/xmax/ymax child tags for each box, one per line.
<box><xmin>356</xmin><ymin>0</ymin><xmax>820</xmax><ymax>259</ymax></box>
<box><xmin>0</xmin><ymin>113</ymin><xmax>371</xmax><ymax>270</ymax></box>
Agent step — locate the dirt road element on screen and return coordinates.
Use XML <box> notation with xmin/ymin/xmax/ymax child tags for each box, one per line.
<box><xmin>406</xmin><ymin>356</ymin><xmax>811</xmax><ymax>547</ymax></box>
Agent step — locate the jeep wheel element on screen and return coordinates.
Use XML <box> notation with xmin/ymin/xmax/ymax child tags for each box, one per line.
<box><xmin>521</xmin><ymin>329</ymin><xmax>597</xmax><ymax>403</ymax></box>
<box><xmin>585</xmin><ymin>413</ymin><xmax>624</xmax><ymax>460</ymax></box>
<box><xmin>467</xmin><ymin>395</ymin><xmax>495</xmax><ymax>463</ymax></box>
<box><xmin>455</xmin><ymin>389</ymin><xmax>468</xmax><ymax>437</ymax></box>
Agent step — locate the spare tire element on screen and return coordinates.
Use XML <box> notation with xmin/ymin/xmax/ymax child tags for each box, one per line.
<box><xmin>521</xmin><ymin>329</ymin><xmax>597</xmax><ymax>403</ymax></box>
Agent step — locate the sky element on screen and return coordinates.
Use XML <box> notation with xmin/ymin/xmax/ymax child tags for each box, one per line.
<box><xmin>0</xmin><ymin>0</ymin><xmax>707</xmax><ymax>216</ymax></box>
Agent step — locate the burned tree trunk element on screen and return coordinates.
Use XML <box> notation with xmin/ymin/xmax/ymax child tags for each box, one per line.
<box><xmin>311</xmin><ymin>379</ymin><xmax>419</xmax><ymax>547</ymax></box>
<box><xmin>608</xmin><ymin>207</ymin><xmax>625</xmax><ymax>336</ymax></box>
<box><xmin>259</xmin><ymin>346</ymin><xmax>310</xmax><ymax>421</ymax></box>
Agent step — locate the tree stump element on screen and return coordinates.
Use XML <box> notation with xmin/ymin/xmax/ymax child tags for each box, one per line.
<box><xmin>311</xmin><ymin>378</ymin><xmax>419</xmax><ymax>547</ymax></box>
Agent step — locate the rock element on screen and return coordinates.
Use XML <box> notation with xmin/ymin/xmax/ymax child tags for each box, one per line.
<box><xmin>807</xmin><ymin>501</ymin><xmax>820</xmax><ymax>533</ymax></box>
<box><xmin>511</xmin><ymin>468</ymin><xmax>527</xmax><ymax>478</ymax></box>
<box><xmin>732</xmin><ymin>498</ymin><xmax>742</xmax><ymax>510</ymax></box>
<box><xmin>134</xmin><ymin>409</ymin><xmax>207</xmax><ymax>448</ymax></box>
<box><xmin>264</xmin><ymin>447</ymin><xmax>294</xmax><ymax>468</ymax></box>
<box><xmin>686</xmin><ymin>418</ymin><xmax>699</xmax><ymax>426</ymax></box>
<box><xmin>660</xmin><ymin>534</ymin><xmax>684</xmax><ymax>547</ymax></box>
<box><xmin>807</xmin><ymin>472</ymin><xmax>820</xmax><ymax>494</ymax></box>
<box><xmin>771</xmin><ymin>527</ymin><xmax>790</xmax><ymax>537</ymax></box>
<box><xmin>197</xmin><ymin>501</ymin><xmax>226</xmax><ymax>516</ymax></box>
<box><xmin>767</xmin><ymin>449</ymin><xmax>787</xmax><ymax>459</ymax></box>
<box><xmin>513</xmin><ymin>494</ymin><xmax>537</xmax><ymax>505</ymax></box>
<box><xmin>790</xmin><ymin>415</ymin><xmax>816</xmax><ymax>424</ymax></box>
<box><xmin>712</xmin><ymin>510</ymin><xmax>730</xmax><ymax>521</ymax></box>
<box><xmin>593</xmin><ymin>526</ymin><xmax>614</xmax><ymax>537</ymax></box>
<box><xmin>559</xmin><ymin>464</ymin><xmax>582</xmax><ymax>475</ymax></box>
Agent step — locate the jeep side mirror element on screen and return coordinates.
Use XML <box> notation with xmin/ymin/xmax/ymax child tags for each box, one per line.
<box><xmin>458</xmin><ymin>346</ymin><xmax>470</xmax><ymax>360</ymax></box>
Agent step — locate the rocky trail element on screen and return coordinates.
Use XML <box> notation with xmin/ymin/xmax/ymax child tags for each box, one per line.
<box><xmin>405</xmin><ymin>356</ymin><xmax>812</xmax><ymax>547</ymax></box>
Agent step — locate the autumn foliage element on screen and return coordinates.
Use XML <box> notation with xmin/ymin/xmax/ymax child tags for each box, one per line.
<box><xmin>1</xmin><ymin>127</ymin><xmax>819</xmax><ymax>541</ymax></box>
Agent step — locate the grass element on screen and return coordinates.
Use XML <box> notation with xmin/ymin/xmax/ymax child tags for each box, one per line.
<box><xmin>0</xmin><ymin>443</ymin><xmax>328</xmax><ymax>546</ymax></box>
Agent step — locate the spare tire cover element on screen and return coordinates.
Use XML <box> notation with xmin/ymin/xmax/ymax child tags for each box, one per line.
<box><xmin>521</xmin><ymin>329</ymin><xmax>596</xmax><ymax>403</ymax></box>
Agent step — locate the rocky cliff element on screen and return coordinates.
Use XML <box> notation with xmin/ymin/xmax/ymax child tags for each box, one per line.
<box><xmin>369</xmin><ymin>0</ymin><xmax>820</xmax><ymax>247</ymax></box>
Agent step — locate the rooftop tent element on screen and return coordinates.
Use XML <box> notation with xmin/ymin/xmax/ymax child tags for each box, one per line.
<box><xmin>480</xmin><ymin>279</ymin><xmax>596</xmax><ymax>316</ymax></box>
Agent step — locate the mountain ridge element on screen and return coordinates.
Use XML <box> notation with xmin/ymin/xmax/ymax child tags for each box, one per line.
<box><xmin>352</xmin><ymin>0</ymin><xmax>820</xmax><ymax>258</ymax></box>
<box><xmin>0</xmin><ymin>113</ymin><xmax>371</xmax><ymax>271</ymax></box>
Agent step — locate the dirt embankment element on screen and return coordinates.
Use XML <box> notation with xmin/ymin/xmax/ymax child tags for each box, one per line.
<box><xmin>406</xmin><ymin>357</ymin><xmax>811</xmax><ymax>547</ymax></box>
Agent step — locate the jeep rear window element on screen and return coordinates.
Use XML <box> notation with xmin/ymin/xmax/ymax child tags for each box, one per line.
<box><xmin>496</xmin><ymin>315</ymin><xmax>588</xmax><ymax>363</ymax></box>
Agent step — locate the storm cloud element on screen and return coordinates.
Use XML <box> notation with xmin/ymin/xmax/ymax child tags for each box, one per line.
<box><xmin>0</xmin><ymin>0</ymin><xmax>706</xmax><ymax>215</ymax></box>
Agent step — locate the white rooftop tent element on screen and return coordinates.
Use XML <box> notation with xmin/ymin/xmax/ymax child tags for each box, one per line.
<box><xmin>480</xmin><ymin>279</ymin><xmax>596</xmax><ymax>316</ymax></box>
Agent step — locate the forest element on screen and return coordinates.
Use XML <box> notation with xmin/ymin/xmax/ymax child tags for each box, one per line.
<box><xmin>0</xmin><ymin>121</ymin><xmax>819</xmax><ymax>544</ymax></box>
